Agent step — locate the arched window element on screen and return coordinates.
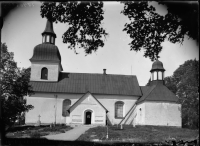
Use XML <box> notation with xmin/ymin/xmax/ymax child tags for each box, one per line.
<box><xmin>115</xmin><ymin>101</ymin><xmax>124</xmax><ymax>118</ymax></box>
<box><xmin>154</xmin><ymin>71</ymin><xmax>157</xmax><ymax>80</ymax></box>
<box><xmin>41</xmin><ymin>67</ymin><xmax>48</xmax><ymax>80</ymax></box>
<box><xmin>158</xmin><ymin>71</ymin><xmax>162</xmax><ymax>80</ymax></box>
<box><xmin>151</xmin><ymin>72</ymin><xmax>154</xmax><ymax>81</ymax></box>
<box><xmin>42</xmin><ymin>36</ymin><xmax>45</xmax><ymax>43</ymax></box>
<box><xmin>62</xmin><ymin>99</ymin><xmax>71</xmax><ymax>117</ymax></box>
<box><xmin>46</xmin><ymin>35</ymin><xmax>50</xmax><ymax>42</ymax></box>
<box><xmin>51</xmin><ymin>37</ymin><xmax>54</xmax><ymax>44</ymax></box>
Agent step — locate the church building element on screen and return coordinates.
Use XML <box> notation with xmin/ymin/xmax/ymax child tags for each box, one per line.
<box><xmin>25</xmin><ymin>19</ymin><xmax>182</xmax><ymax>127</ymax></box>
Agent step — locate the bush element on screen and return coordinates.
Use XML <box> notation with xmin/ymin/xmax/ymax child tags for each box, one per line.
<box><xmin>30</xmin><ymin>132</ymin><xmax>41</xmax><ymax>138</ymax></box>
<box><xmin>40</xmin><ymin>132</ymin><xmax>49</xmax><ymax>136</ymax></box>
<box><xmin>59</xmin><ymin>129</ymin><xmax>66</xmax><ymax>133</ymax></box>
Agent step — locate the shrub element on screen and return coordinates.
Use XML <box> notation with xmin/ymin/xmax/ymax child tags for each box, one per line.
<box><xmin>24</xmin><ymin>130</ymin><xmax>32</xmax><ymax>134</ymax></box>
<box><xmin>59</xmin><ymin>129</ymin><xmax>65</xmax><ymax>133</ymax></box>
<box><xmin>30</xmin><ymin>132</ymin><xmax>41</xmax><ymax>138</ymax></box>
<box><xmin>40</xmin><ymin>132</ymin><xmax>49</xmax><ymax>136</ymax></box>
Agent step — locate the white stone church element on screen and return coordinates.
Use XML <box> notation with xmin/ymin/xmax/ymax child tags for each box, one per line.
<box><xmin>25</xmin><ymin>19</ymin><xmax>182</xmax><ymax>127</ymax></box>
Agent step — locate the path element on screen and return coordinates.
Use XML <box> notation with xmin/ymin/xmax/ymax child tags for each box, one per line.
<box><xmin>43</xmin><ymin>125</ymin><xmax>94</xmax><ymax>141</ymax></box>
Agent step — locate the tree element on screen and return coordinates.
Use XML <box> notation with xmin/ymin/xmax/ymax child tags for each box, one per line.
<box><xmin>164</xmin><ymin>59</ymin><xmax>199</xmax><ymax>129</ymax></box>
<box><xmin>40</xmin><ymin>2</ymin><xmax>108</xmax><ymax>54</ymax></box>
<box><xmin>40</xmin><ymin>2</ymin><xmax>198</xmax><ymax>61</ymax></box>
<box><xmin>0</xmin><ymin>43</ymin><xmax>34</xmax><ymax>130</ymax></box>
<box><xmin>122</xmin><ymin>1</ymin><xmax>198</xmax><ymax>61</ymax></box>
<box><xmin>164</xmin><ymin>76</ymin><xmax>177</xmax><ymax>94</ymax></box>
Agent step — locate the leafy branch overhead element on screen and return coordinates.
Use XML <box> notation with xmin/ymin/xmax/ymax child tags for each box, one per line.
<box><xmin>121</xmin><ymin>1</ymin><xmax>198</xmax><ymax>61</ymax></box>
<box><xmin>40</xmin><ymin>2</ymin><xmax>108</xmax><ymax>54</ymax></box>
<box><xmin>40</xmin><ymin>2</ymin><xmax>198</xmax><ymax>61</ymax></box>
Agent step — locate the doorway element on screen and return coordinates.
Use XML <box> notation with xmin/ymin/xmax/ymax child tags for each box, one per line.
<box><xmin>85</xmin><ymin>111</ymin><xmax>92</xmax><ymax>125</ymax></box>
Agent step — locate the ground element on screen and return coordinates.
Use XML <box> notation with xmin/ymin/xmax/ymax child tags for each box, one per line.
<box><xmin>77</xmin><ymin>125</ymin><xmax>199</xmax><ymax>143</ymax></box>
<box><xmin>6</xmin><ymin>124</ymin><xmax>199</xmax><ymax>144</ymax></box>
<box><xmin>6</xmin><ymin>124</ymin><xmax>73</xmax><ymax>138</ymax></box>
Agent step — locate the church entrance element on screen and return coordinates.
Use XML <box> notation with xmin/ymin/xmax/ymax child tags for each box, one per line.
<box><xmin>85</xmin><ymin>111</ymin><xmax>92</xmax><ymax>125</ymax></box>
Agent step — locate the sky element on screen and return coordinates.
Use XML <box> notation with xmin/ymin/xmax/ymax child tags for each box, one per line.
<box><xmin>2</xmin><ymin>1</ymin><xmax>199</xmax><ymax>86</ymax></box>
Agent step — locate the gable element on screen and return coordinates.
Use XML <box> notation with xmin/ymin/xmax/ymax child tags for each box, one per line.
<box><xmin>68</xmin><ymin>92</ymin><xmax>108</xmax><ymax>113</ymax></box>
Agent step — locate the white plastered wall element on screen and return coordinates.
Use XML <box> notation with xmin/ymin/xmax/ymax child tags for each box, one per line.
<box><xmin>25</xmin><ymin>93</ymin><xmax>81</xmax><ymax>125</ymax></box>
<box><xmin>135</xmin><ymin>102</ymin><xmax>182</xmax><ymax>127</ymax></box>
<box><xmin>134</xmin><ymin>103</ymin><xmax>146</xmax><ymax>125</ymax></box>
<box><xmin>25</xmin><ymin>92</ymin><xmax>139</xmax><ymax>125</ymax></box>
<box><xmin>69</xmin><ymin>93</ymin><xmax>106</xmax><ymax>125</ymax></box>
<box><xmin>95</xmin><ymin>95</ymin><xmax>138</xmax><ymax>125</ymax></box>
<box><xmin>30</xmin><ymin>62</ymin><xmax>61</xmax><ymax>82</ymax></box>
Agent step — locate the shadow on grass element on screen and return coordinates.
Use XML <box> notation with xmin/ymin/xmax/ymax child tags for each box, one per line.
<box><xmin>2</xmin><ymin>137</ymin><xmax>170</xmax><ymax>146</ymax></box>
<box><xmin>2</xmin><ymin>135</ymin><xmax>199</xmax><ymax>146</ymax></box>
<box><xmin>2</xmin><ymin>137</ymin><xmax>199</xmax><ymax>146</ymax></box>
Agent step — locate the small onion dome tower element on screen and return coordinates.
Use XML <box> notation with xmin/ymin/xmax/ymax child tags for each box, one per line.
<box><xmin>29</xmin><ymin>18</ymin><xmax>63</xmax><ymax>82</ymax></box>
<box><xmin>42</xmin><ymin>18</ymin><xmax>56</xmax><ymax>44</ymax></box>
<box><xmin>150</xmin><ymin>59</ymin><xmax>165</xmax><ymax>85</ymax></box>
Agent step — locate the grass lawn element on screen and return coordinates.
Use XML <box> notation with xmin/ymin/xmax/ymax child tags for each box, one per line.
<box><xmin>6</xmin><ymin>124</ymin><xmax>73</xmax><ymax>138</ymax></box>
<box><xmin>77</xmin><ymin>125</ymin><xmax>199</xmax><ymax>143</ymax></box>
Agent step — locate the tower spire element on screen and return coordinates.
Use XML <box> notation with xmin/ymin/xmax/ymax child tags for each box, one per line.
<box><xmin>150</xmin><ymin>60</ymin><xmax>165</xmax><ymax>86</ymax></box>
<box><xmin>41</xmin><ymin>18</ymin><xmax>57</xmax><ymax>44</ymax></box>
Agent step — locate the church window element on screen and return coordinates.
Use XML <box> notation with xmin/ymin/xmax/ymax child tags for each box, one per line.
<box><xmin>46</xmin><ymin>35</ymin><xmax>50</xmax><ymax>42</ymax></box>
<box><xmin>42</xmin><ymin>36</ymin><xmax>45</xmax><ymax>43</ymax></box>
<box><xmin>151</xmin><ymin>73</ymin><xmax>154</xmax><ymax>81</ymax></box>
<box><xmin>115</xmin><ymin>101</ymin><xmax>124</xmax><ymax>118</ymax></box>
<box><xmin>51</xmin><ymin>37</ymin><xmax>54</xmax><ymax>44</ymax></box>
<box><xmin>41</xmin><ymin>67</ymin><xmax>48</xmax><ymax>80</ymax></box>
<box><xmin>62</xmin><ymin>99</ymin><xmax>71</xmax><ymax>117</ymax></box>
<box><xmin>158</xmin><ymin>71</ymin><xmax>162</xmax><ymax>80</ymax></box>
<box><xmin>154</xmin><ymin>71</ymin><xmax>157</xmax><ymax>80</ymax></box>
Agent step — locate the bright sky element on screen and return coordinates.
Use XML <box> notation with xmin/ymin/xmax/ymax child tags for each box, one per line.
<box><xmin>2</xmin><ymin>2</ymin><xmax>199</xmax><ymax>86</ymax></box>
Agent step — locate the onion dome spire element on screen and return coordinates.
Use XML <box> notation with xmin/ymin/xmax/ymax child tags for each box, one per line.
<box><xmin>41</xmin><ymin>18</ymin><xmax>57</xmax><ymax>44</ymax></box>
<box><xmin>150</xmin><ymin>59</ymin><xmax>165</xmax><ymax>72</ymax></box>
<box><xmin>149</xmin><ymin>59</ymin><xmax>165</xmax><ymax>85</ymax></box>
<box><xmin>30</xmin><ymin>17</ymin><xmax>63</xmax><ymax>71</ymax></box>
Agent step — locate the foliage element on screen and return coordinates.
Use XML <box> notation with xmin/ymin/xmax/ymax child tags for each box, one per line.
<box><xmin>121</xmin><ymin>1</ymin><xmax>198</xmax><ymax>61</ymax></box>
<box><xmin>6</xmin><ymin>125</ymin><xmax>72</xmax><ymax>138</ymax></box>
<box><xmin>42</xmin><ymin>124</ymin><xmax>72</xmax><ymax>132</ymax></box>
<box><xmin>0</xmin><ymin>43</ymin><xmax>34</xmax><ymax>130</ymax></box>
<box><xmin>29</xmin><ymin>131</ymin><xmax>48</xmax><ymax>138</ymax></box>
<box><xmin>164</xmin><ymin>76</ymin><xmax>177</xmax><ymax>94</ymax></box>
<box><xmin>40</xmin><ymin>2</ymin><xmax>198</xmax><ymax>61</ymax></box>
<box><xmin>165</xmin><ymin>59</ymin><xmax>199</xmax><ymax>128</ymax></box>
<box><xmin>40</xmin><ymin>2</ymin><xmax>108</xmax><ymax>54</ymax></box>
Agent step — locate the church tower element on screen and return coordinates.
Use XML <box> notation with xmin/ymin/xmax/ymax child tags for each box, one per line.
<box><xmin>149</xmin><ymin>59</ymin><xmax>165</xmax><ymax>86</ymax></box>
<box><xmin>30</xmin><ymin>18</ymin><xmax>63</xmax><ymax>82</ymax></box>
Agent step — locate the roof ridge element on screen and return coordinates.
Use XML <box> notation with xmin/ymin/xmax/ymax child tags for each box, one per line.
<box><xmin>146</xmin><ymin>85</ymin><xmax>157</xmax><ymax>97</ymax></box>
<box><xmin>60</xmin><ymin>72</ymin><xmax>137</xmax><ymax>77</ymax></box>
<box><xmin>136</xmin><ymin>85</ymin><xmax>156</xmax><ymax>104</ymax></box>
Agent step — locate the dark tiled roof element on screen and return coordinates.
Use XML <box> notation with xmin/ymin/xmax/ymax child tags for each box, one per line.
<box><xmin>137</xmin><ymin>84</ymin><xmax>178</xmax><ymax>104</ymax></box>
<box><xmin>30</xmin><ymin>44</ymin><xmax>61</xmax><ymax>62</ymax></box>
<box><xmin>140</xmin><ymin>86</ymin><xmax>151</xmax><ymax>95</ymax></box>
<box><xmin>30</xmin><ymin>72</ymin><xmax>142</xmax><ymax>96</ymax></box>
